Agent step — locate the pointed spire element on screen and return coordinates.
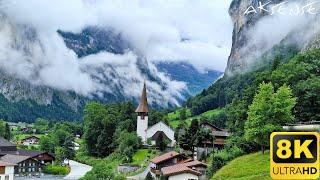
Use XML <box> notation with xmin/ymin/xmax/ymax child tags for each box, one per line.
<box><xmin>135</xmin><ymin>82</ymin><xmax>149</xmax><ymax>113</ymax></box>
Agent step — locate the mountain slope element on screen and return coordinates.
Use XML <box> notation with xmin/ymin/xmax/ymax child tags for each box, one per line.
<box><xmin>156</xmin><ymin>62</ymin><xmax>222</xmax><ymax>95</ymax></box>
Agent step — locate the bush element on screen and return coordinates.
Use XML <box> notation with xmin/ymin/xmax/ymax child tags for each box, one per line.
<box><xmin>207</xmin><ymin>146</ymin><xmax>244</xmax><ymax>177</ymax></box>
<box><xmin>43</xmin><ymin>165</ymin><xmax>69</xmax><ymax>175</ymax></box>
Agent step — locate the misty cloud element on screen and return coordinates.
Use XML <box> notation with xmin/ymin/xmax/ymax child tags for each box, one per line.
<box><xmin>240</xmin><ymin>0</ymin><xmax>319</xmax><ymax>65</ymax></box>
<box><xmin>0</xmin><ymin>0</ymin><xmax>232</xmax><ymax>105</ymax></box>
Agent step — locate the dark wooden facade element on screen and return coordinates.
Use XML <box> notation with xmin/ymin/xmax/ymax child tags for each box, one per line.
<box><xmin>15</xmin><ymin>158</ymin><xmax>43</xmax><ymax>176</ymax></box>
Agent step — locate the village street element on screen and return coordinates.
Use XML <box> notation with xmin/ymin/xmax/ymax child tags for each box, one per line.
<box><xmin>63</xmin><ymin>160</ymin><xmax>92</xmax><ymax>180</ymax></box>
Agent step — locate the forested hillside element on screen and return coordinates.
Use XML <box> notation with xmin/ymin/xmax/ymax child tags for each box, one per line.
<box><xmin>187</xmin><ymin>47</ymin><xmax>319</xmax><ymax>122</ymax></box>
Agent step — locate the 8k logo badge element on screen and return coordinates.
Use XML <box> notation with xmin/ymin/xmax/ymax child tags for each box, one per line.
<box><xmin>270</xmin><ymin>132</ymin><xmax>319</xmax><ymax>179</ymax></box>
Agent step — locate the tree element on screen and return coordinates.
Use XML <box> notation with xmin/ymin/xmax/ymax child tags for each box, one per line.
<box><xmin>55</xmin><ymin>146</ymin><xmax>65</xmax><ymax>164</ymax></box>
<box><xmin>34</xmin><ymin>118</ymin><xmax>49</xmax><ymax>133</ymax></box>
<box><xmin>179</xmin><ymin>119</ymin><xmax>200</xmax><ymax>153</ymax></box>
<box><xmin>179</xmin><ymin>108</ymin><xmax>187</xmax><ymax>120</ymax></box>
<box><xmin>63</xmin><ymin>134</ymin><xmax>75</xmax><ymax>162</ymax></box>
<box><xmin>39</xmin><ymin>136</ymin><xmax>55</xmax><ymax>153</ymax></box>
<box><xmin>245</xmin><ymin>82</ymin><xmax>296</xmax><ymax>153</ymax></box>
<box><xmin>115</xmin><ymin>131</ymin><xmax>142</xmax><ymax>162</ymax></box>
<box><xmin>4</xmin><ymin>122</ymin><xmax>11</xmax><ymax>140</ymax></box>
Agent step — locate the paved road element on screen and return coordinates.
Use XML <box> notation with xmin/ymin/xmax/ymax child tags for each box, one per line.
<box><xmin>127</xmin><ymin>163</ymin><xmax>151</xmax><ymax>180</ymax></box>
<box><xmin>63</xmin><ymin>160</ymin><xmax>92</xmax><ymax>180</ymax></box>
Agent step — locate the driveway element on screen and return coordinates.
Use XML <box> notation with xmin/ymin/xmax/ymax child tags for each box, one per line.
<box><xmin>127</xmin><ymin>163</ymin><xmax>151</xmax><ymax>180</ymax></box>
<box><xmin>64</xmin><ymin>160</ymin><xmax>92</xmax><ymax>180</ymax></box>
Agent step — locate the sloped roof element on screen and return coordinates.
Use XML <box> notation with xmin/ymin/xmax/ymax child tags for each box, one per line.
<box><xmin>22</xmin><ymin>135</ymin><xmax>40</xmax><ymax>141</ymax></box>
<box><xmin>0</xmin><ymin>149</ymin><xmax>55</xmax><ymax>159</ymax></box>
<box><xmin>135</xmin><ymin>82</ymin><xmax>149</xmax><ymax>113</ymax></box>
<box><xmin>0</xmin><ymin>160</ymin><xmax>16</xmax><ymax>166</ymax></box>
<box><xmin>151</xmin><ymin>151</ymin><xmax>180</xmax><ymax>164</ymax></box>
<box><xmin>0</xmin><ymin>137</ymin><xmax>16</xmax><ymax>147</ymax></box>
<box><xmin>161</xmin><ymin>160</ymin><xmax>207</xmax><ymax>176</ymax></box>
<box><xmin>0</xmin><ymin>154</ymin><xmax>31</xmax><ymax>164</ymax></box>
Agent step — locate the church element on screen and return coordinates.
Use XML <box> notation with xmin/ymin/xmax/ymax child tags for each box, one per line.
<box><xmin>135</xmin><ymin>83</ymin><xmax>175</xmax><ymax>146</ymax></box>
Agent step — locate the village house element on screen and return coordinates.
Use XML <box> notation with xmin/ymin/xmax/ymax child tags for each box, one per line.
<box><xmin>0</xmin><ymin>160</ymin><xmax>15</xmax><ymax>180</ymax></box>
<box><xmin>194</xmin><ymin>121</ymin><xmax>230</xmax><ymax>160</ymax></box>
<box><xmin>0</xmin><ymin>154</ymin><xmax>43</xmax><ymax>177</ymax></box>
<box><xmin>150</xmin><ymin>151</ymin><xmax>207</xmax><ymax>180</ymax></box>
<box><xmin>161</xmin><ymin>160</ymin><xmax>207</xmax><ymax>180</ymax></box>
<box><xmin>21</xmin><ymin>136</ymin><xmax>40</xmax><ymax>146</ymax></box>
<box><xmin>0</xmin><ymin>137</ymin><xmax>55</xmax><ymax>177</ymax></box>
<box><xmin>136</xmin><ymin>83</ymin><xmax>175</xmax><ymax>146</ymax></box>
<box><xmin>200</xmin><ymin>121</ymin><xmax>230</xmax><ymax>149</ymax></box>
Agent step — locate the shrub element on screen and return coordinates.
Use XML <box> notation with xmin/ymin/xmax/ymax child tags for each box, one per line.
<box><xmin>43</xmin><ymin>165</ymin><xmax>69</xmax><ymax>175</ymax></box>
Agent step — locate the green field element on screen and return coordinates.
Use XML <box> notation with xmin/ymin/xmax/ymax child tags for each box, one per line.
<box><xmin>168</xmin><ymin>108</ymin><xmax>224</xmax><ymax>129</ymax></box>
<box><xmin>212</xmin><ymin>151</ymin><xmax>271</xmax><ymax>180</ymax></box>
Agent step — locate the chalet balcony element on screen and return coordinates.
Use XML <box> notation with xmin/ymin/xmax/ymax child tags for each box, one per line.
<box><xmin>150</xmin><ymin>168</ymin><xmax>161</xmax><ymax>175</ymax></box>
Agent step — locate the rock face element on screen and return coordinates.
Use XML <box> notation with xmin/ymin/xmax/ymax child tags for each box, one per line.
<box><xmin>226</xmin><ymin>0</ymin><xmax>284</xmax><ymax>74</ymax></box>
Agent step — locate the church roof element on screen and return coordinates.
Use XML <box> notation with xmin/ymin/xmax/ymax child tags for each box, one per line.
<box><xmin>135</xmin><ymin>82</ymin><xmax>149</xmax><ymax>113</ymax></box>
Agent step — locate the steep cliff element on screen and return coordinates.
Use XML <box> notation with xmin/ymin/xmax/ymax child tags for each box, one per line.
<box><xmin>226</xmin><ymin>0</ymin><xmax>284</xmax><ymax>74</ymax></box>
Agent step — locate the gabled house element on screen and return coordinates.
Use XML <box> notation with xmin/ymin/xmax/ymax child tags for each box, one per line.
<box><xmin>0</xmin><ymin>160</ymin><xmax>15</xmax><ymax>180</ymax></box>
<box><xmin>161</xmin><ymin>160</ymin><xmax>207</xmax><ymax>180</ymax></box>
<box><xmin>21</xmin><ymin>136</ymin><xmax>40</xmax><ymax>146</ymax></box>
<box><xmin>0</xmin><ymin>137</ymin><xmax>55</xmax><ymax>177</ymax></box>
<box><xmin>150</xmin><ymin>151</ymin><xmax>208</xmax><ymax>180</ymax></box>
<box><xmin>150</xmin><ymin>151</ymin><xmax>187</xmax><ymax>176</ymax></box>
<box><xmin>0</xmin><ymin>154</ymin><xmax>43</xmax><ymax>177</ymax></box>
<box><xmin>200</xmin><ymin>121</ymin><xmax>230</xmax><ymax>148</ymax></box>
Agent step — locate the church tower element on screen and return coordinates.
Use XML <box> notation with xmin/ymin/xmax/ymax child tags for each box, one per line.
<box><xmin>135</xmin><ymin>82</ymin><xmax>149</xmax><ymax>142</ymax></box>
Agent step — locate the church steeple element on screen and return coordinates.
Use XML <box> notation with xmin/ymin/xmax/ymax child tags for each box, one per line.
<box><xmin>135</xmin><ymin>82</ymin><xmax>149</xmax><ymax>113</ymax></box>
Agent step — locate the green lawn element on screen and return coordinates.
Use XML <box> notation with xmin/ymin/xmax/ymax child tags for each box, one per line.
<box><xmin>132</xmin><ymin>149</ymin><xmax>159</xmax><ymax>165</ymax></box>
<box><xmin>168</xmin><ymin>108</ymin><xmax>224</xmax><ymax>129</ymax></box>
<box><xmin>212</xmin><ymin>151</ymin><xmax>271</xmax><ymax>180</ymax></box>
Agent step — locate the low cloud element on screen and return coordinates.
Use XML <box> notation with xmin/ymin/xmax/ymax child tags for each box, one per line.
<box><xmin>0</xmin><ymin>0</ymin><xmax>232</xmax><ymax>105</ymax></box>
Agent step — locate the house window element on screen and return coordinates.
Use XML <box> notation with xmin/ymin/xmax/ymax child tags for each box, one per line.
<box><xmin>32</xmin><ymin>168</ymin><xmax>35</xmax><ymax>172</ymax></box>
<box><xmin>5</xmin><ymin>175</ymin><xmax>9</xmax><ymax>180</ymax></box>
<box><xmin>22</xmin><ymin>169</ymin><xmax>25</xmax><ymax>172</ymax></box>
<box><xmin>28</xmin><ymin>168</ymin><xmax>31</xmax><ymax>172</ymax></box>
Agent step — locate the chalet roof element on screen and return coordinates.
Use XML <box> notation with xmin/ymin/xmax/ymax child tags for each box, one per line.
<box><xmin>0</xmin><ymin>149</ymin><xmax>55</xmax><ymax>159</ymax></box>
<box><xmin>200</xmin><ymin>121</ymin><xmax>230</xmax><ymax>137</ymax></box>
<box><xmin>0</xmin><ymin>154</ymin><xmax>31</xmax><ymax>164</ymax></box>
<box><xmin>161</xmin><ymin>160</ymin><xmax>207</xmax><ymax>176</ymax></box>
<box><xmin>135</xmin><ymin>82</ymin><xmax>149</xmax><ymax>113</ymax></box>
<box><xmin>0</xmin><ymin>160</ymin><xmax>16</xmax><ymax>166</ymax></box>
<box><xmin>151</xmin><ymin>151</ymin><xmax>180</xmax><ymax>164</ymax></box>
<box><xmin>22</xmin><ymin>135</ymin><xmax>40</xmax><ymax>141</ymax></box>
<box><xmin>0</xmin><ymin>137</ymin><xmax>16</xmax><ymax>147</ymax></box>
<box><xmin>200</xmin><ymin>121</ymin><xmax>223</xmax><ymax>131</ymax></box>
